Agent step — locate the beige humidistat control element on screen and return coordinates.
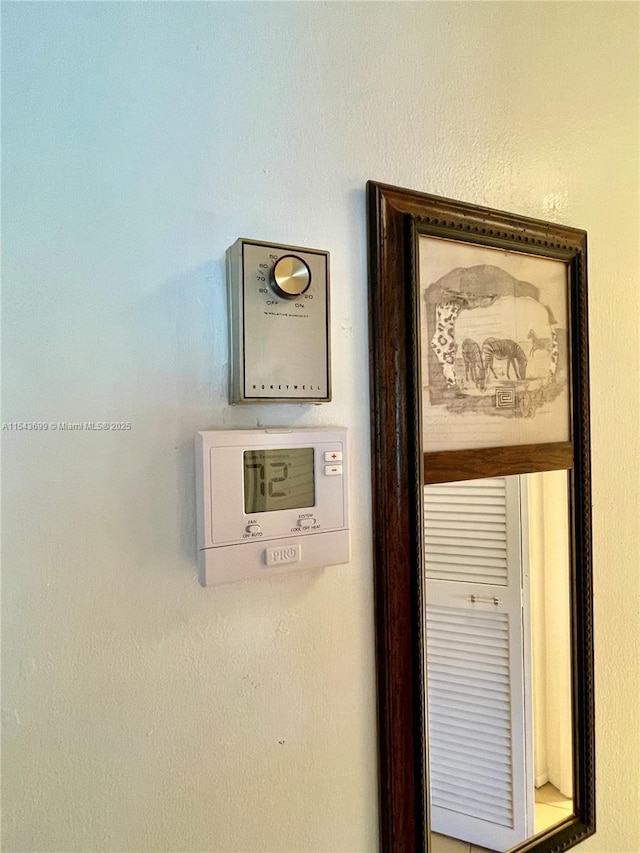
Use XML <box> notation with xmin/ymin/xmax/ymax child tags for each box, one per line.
<box><xmin>226</xmin><ymin>239</ymin><xmax>331</xmax><ymax>403</ymax></box>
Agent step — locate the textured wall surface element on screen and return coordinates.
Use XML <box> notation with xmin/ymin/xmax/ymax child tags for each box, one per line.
<box><xmin>2</xmin><ymin>2</ymin><xmax>638</xmax><ymax>852</ymax></box>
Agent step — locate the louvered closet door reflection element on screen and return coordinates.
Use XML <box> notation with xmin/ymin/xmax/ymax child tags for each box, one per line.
<box><xmin>424</xmin><ymin>477</ymin><xmax>534</xmax><ymax>853</ymax></box>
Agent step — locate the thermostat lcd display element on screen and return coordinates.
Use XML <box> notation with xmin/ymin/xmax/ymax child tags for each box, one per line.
<box><xmin>243</xmin><ymin>448</ymin><xmax>315</xmax><ymax>514</ymax></box>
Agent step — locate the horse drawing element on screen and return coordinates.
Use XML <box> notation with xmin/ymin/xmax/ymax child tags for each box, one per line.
<box><xmin>528</xmin><ymin>328</ymin><xmax>553</xmax><ymax>357</ymax></box>
<box><xmin>482</xmin><ymin>338</ymin><xmax>528</xmax><ymax>380</ymax></box>
<box><xmin>461</xmin><ymin>338</ymin><xmax>486</xmax><ymax>390</ymax></box>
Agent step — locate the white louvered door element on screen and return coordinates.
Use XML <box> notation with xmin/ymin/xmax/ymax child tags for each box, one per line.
<box><xmin>424</xmin><ymin>476</ymin><xmax>533</xmax><ymax>852</ymax></box>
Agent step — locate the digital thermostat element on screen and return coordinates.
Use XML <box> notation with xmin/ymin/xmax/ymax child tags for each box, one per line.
<box><xmin>195</xmin><ymin>428</ymin><xmax>349</xmax><ymax>586</ymax></box>
<box><xmin>226</xmin><ymin>239</ymin><xmax>331</xmax><ymax>403</ymax></box>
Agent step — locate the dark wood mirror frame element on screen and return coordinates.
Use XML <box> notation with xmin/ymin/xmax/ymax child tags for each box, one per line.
<box><xmin>366</xmin><ymin>181</ymin><xmax>595</xmax><ymax>853</ymax></box>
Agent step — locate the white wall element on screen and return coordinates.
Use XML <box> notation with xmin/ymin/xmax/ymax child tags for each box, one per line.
<box><xmin>529</xmin><ymin>470</ymin><xmax>573</xmax><ymax>798</ymax></box>
<box><xmin>2</xmin><ymin>3</ymin><xmax>638</xmax><ymax>852</ymax></box>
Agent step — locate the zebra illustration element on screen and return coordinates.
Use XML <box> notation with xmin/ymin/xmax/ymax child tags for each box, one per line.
<box><xmin>527</xmin><ymin>328</ymin><xmax>553</xmax><ymax>357</ymax></box>
<box><xmin>482</xmin><ymin>338</ymin><xmax>528</xmax><ymax>380</ymax></box>
<box><xmin>461</xmin><ymin>339</ymin><xmax>486</xmax><ymax>390</ymax></box>
<box><xmin>528</xmin><ymin>326</ymin><xmax>559</xmax><ymax>380</ymax></box>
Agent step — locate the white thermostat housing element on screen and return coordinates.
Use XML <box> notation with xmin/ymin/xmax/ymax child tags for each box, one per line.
<box><xmin>226</xmin><ymin>238</ymin><xmax>330</xmax><ymax>403</ymax></box>
<box><xmin>195</xmin><ymin>428</ymin><xmax>349</xmax><ymax>587</ymax></box>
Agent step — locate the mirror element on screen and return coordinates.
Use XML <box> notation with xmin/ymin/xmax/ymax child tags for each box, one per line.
<box><xmin>366</xmin><ymin>182</ymin><xmax>595</xmax><ymax>853</ymax></box>
<box><xmin>427</xmin><ymin>471</ymin><xmax>573</xmax><ymax>853</ymax></box>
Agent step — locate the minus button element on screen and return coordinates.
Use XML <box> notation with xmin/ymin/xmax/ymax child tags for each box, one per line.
<box><xmin>324</xmin><ymin>464</ymin><xmax>342</xmax><ymax>476</ymax></box>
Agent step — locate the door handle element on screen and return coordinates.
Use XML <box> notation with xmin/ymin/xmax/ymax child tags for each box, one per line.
<box><xmin>469</xmin><ymin>595</ymin><xmax>500</xmax><ymax>606</ymax></box>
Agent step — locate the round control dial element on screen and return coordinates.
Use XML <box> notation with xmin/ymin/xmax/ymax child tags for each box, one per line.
<box><xmin>271</xmin><ymin>255</ymin><xmax>311</xmax><ymax>299</ymax></box>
